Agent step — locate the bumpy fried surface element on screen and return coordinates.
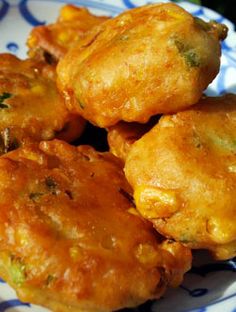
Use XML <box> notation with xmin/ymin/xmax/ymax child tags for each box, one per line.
<box><xmin>0</xmin><ymin>140</ymin><xmax>191</xmax><ymax>312</ymax></box>
<box><xmin>125</xmin><ymin>94</ymin><xmax>236</xmax><ymax>260</ymax></box>
<box><xmin>57</xmin><ymin>3</ymin><xmax>227</xmax><ymax>127</ymax></box>
<box><xmin>0</xmin><ymin>53</ymin><xmax>85</xmax><ymax>154</ymax></box>
<box><xmin>56</xmin><ymin>113</ymin><xmax>85</xmax><ymax>143</ymax></box>
<box><xmin>107</xmin><ymin>118</ymin><xmax>158</xmax><ymax>161</ymax></box>
<box><xmin>27</xmin><ymin>5</ymin><xmax>109</xmax><ymax>63</ymax></box>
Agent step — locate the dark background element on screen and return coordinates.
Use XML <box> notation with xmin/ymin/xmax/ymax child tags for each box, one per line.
<box><xmin>187</xmin><ymin>0</ymin><xmax>236</xmax><ymax>26</ymax></box>
<box><xmin>203</xmin><ymin>0</ymin><xmax>236</xmax><ymax>26</ymax></box>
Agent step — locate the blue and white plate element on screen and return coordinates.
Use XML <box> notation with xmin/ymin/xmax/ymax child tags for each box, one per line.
<box><xmin>0</xmin><ymin>1</ymin><xmax>236</xmax><ymax>312</ymax></box>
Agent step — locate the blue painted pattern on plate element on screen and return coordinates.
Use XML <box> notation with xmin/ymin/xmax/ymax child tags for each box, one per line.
<box><xmin>0</xmin><ymin>1</ymin><xmax>236</xmax><ymax>311</ymax></box>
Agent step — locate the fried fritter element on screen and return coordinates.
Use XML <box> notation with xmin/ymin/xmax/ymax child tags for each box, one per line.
<box><xmin>27</xmin><ymin>5</ymin><xmax>109</xmax><ymax>63</ymax></box>
<box><xmin>57</xmin><ymin>3</ymin><xmax>227</xmax><ymax>127</ymax></box>
<box><xmin>107</xmin><ymin>118</ymin><xmax>159</xmax><ymax>161</ymax></box>
<box><xmin>0</xmin><ymin>140</ymin><xmax>191</xmax><ymax>312</ymax></box>
<box><xmin>56</xmin><ymin>113</ymin><xmax>85</xmax><ymax>143</ymax></box>
<box><xmin>125</xmin><ymin>94</ymin><xmax>236</xmax><ymax>260</ymax></box>
<box><xmin>0</xmin><ymin>53</ymin><xmax>85</xmax><ymax>154</ymax></box>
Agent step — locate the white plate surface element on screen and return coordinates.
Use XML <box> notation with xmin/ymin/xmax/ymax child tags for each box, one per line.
<box><xmin>0</xmin><ymin>1</ymin><xmax>236</xmax><ymax>312</ymax></box>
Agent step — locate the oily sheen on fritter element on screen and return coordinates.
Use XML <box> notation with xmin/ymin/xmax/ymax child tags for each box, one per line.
<box><xmin>27</xmin><ymin>4</ymin><xmax>109</xmax><ymax>63</ymax></box>
<box><xmin>0</xmin><ymin>140</ymin><xmax>191</xmax><ymax>312</ymax></box>
<box><xmin>125</xmin><ymin>94</ymin><xmax>236</xmax><ymax>260</ymax></box>
<box><xmin>57</xmin><ymin>3</ymin><xmax>227</xmax><ymax>127</ymax></box>
<box><xmin>107</xmin><ymin>118</ymin><xmax>159</xmax><ymax>161</ymax></box>
<box><xmin>0</xmin><ymin>53</ymin><xmax>85</xmax><ymax>154</ymax></box>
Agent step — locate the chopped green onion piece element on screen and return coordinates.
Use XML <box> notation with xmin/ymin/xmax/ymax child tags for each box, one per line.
<box><xmin>0</xmin><ymin>92</ymin><xmax>12</xmax><ymax>109</ymax></box>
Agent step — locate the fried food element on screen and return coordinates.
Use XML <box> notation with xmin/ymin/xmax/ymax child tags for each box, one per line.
<box><xmin>57</xmin><ymin>3</ymin><xmax>227</xmax><ymax>127</ymax></box>
<box><xmin>56</xmin><ymin>113</ymin><xmax>85</xmax><ymax>143</ymax></box>
<box><xmin>0</xmin><ymin>140</ymin><xmax>191</xmax><ymax>312</ymax></box>
<box><xmin>125</xmin><ymin>94</ymin><xmax>236</xmax><ymax>260</ymax></box>
<box><xmin>27</xmin><ymin>5</ymin><xmax>109</xmax><ymax>63</ymax></box>
<box><xmin>0</xmin><ymin>53</ymin><xmax>85</xmax><ymax>154</ymax></box>
<box><xmin>107</xmin><ymin>117</ymin><xmax>159</xmax><ymax>161</ymax></box>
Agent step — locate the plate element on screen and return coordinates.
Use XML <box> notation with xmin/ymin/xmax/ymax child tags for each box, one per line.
<box><xmin>0</xmin><ymin>1</ymin><xmax>236</xmax><ymax>312</ymax></box>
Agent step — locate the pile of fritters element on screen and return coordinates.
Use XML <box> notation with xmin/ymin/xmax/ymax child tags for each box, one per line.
<box><xmin>0</xmin><ymin>2</ymin><xmax>234</xmax><ymax>312</ymax></box>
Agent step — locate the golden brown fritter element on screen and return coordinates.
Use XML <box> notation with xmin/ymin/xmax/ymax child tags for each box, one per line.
<box><xmin>27</xmin><ymin>5</ymin><xmax>109</xmax><ymax>63</ymax></box>
<box><xmin>0</xmin><ymin>140</ymin><xmax>191</xmax><ymax>312</ymax></box>
<box><xmin>56</xmin><ymin>113</ymin><xmax>85</xmax><ymax>143</ymax></box>
<box><xmin>57</xmin><ymin>3</ymin><xmax>227</xmax><ymax>127</ymax></box>
<box><xmin>107</xmin><ymin>118</ymin><xmax>158</xmax><ymax>161</ymax></box>
<box><xmin>0</xmin><ymin>53</ymin><xmax>85</xmax><ymax>154</ymax></box>
<box><xmin>125</xmin><ymin>94</ymin><xmax>236</xmax><ymax>260</ymax></box>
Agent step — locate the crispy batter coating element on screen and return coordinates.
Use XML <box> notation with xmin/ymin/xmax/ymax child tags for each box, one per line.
<box><xmin>107</xmin><ymin>118</ymin><xmax>158</xmax><ymax>161</ymax></box>
<box><xmin>0</xmin><ymin>140</ymin><xmax>191</xmax><ymax>312</ymax></box>
<box><xmin>0</xmin><ymin>53</ymin><xmax>85</xmax><ymax>154</ymax></box>
<box><xmin>125</xmin><ymin>94</ymin><xmax>236</xmax><ymax>260</ymax></box>
<box><xmin>27</xmin><ymin>5</ymin><xmax>109</xmax><ymax>63</ymax></box>
<box><xmin>56</xmin><ymin>113</ymin><xmax>85</xmax><ymax>143</ymax></box>
<box><xmin>57</xmin><ymin>3</ymin><xmax>227</xmax><ymax>127</ymax></box>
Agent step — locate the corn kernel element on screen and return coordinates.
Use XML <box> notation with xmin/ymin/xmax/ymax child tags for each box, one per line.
<box><xmin>60</xmin><ymin>5</ymin><xmax>80</xmax><ymax>21</ymax></box>
<box><xmin>166</xmin><ymin>9</ymin><xmax>185</xmax><ymax>21</ymax></box>
<box><xmin>27</xmin><ymin>35</ymin><xmax>37</xmax><ymax>48</ymax></box>
<box><xmin>24</xmin><ymin>150</ymin><xmax>45</xmax><ymax>165</ymax></box>
<box><xmin>206</xmin><ymin>218</ymin><xmax>235</xmax><ymax>244</ymax></box>
<box><xmin>69</xmin><ymin>246</ymin><xmax>82</xmax><ymax>261</ymax></box>
<box><xmin>134</xmin><ymin>185</ymin><xmax>179</xmax><ymax>219</ymax></box>
<box><xmin>16</xmin><ymin>228</ymin><xmax>28</xmax><ymax>246</ymax></box>
<box><xmin>228</xmin><ymin>164</ymin><xmax>236</xmax><ymax>173</ymax></box>
<box><xmin>57</xmin><ymin>31</ymin><xmax>70</xmax><ymax>44</ymax></box>
<box><xmin>160</xmin><ymin>116</ymin><xmax>175</xmax><ymax>128</ymax></box>
<box><xmin>135</xmin><ymin>243</ymin><xmax>161</xmax><ymax>267</ymax></box>
<box><xmin>127</xmin><ymin>207</ymin><xmax>140</xmax><ymax>217</ymax></box>
<box><xmin>31</xmin><ymin>84</ymin><xmax>45</xmax><ymax>95</ymax></box>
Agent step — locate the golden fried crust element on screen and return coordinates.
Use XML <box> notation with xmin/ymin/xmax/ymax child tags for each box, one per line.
<box><xmin>27</xmin><ymin>5</ymin><xmax>109</xmax><ymax>62</ymax></box>
<box><xmin>125</xmin><ymin>94</ymin><xmax>236</xmax><ymax>260</ymax></box>
<box><xmin>56</xmin><ymin>114</ymin><xmax>86</xmax><ymax>143</ymax></box>
<box><xmin>57</xmin><ymin>3</ymin><xmax>227</xmax><ymax>127</ymax></box>
<box><xmin>0</xmin><ymin>53</ymin><xmax>85</xmax><ymax>153</ymax></box>
<box><xmin>107</xmin><ymin>119</ymin><xmax>158</xmax><ymax>161</ymax></box>
<box><xmin>0</xmin><ymin>140</ymin><xmax>191</xmax><ymax>312</ymax></box>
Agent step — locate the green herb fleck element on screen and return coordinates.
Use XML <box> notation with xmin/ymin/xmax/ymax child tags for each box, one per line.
<box><xmin>45</xmin><ymin>177</ymin><xmax>58</xmax><ymax>195</ymax></box>
<box><xmin>29</xmin><ymin>192</ymin><xmax>44</xmax><ymax>202</ymax></box>
<box><xmin>185</xmin><ymin>51</ymin><xmax>201</xmax><ymax>67</ymax></box>
<box><xmin>9</xmin><ymin>255</ymin><xmax>26</xmax><ymax>286</ymax></box>
<box><xmin>0</xmin><ymin>92</ymin><xmax>12</xmax><ymax>109</ymax></box>
<box><xmin>174</xmin><ymin>40</ymin><xmax>200</xmax><ymax>68</ymax></box>
<box><xmin>46</xmin><ymin>274</ymin><xmax>56</xmax><ymax>286</ymax></box>
<box><xmin>78</xmin><ymin>99</ymin><xmax>85</xmax><ymax>109</ymax></box>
